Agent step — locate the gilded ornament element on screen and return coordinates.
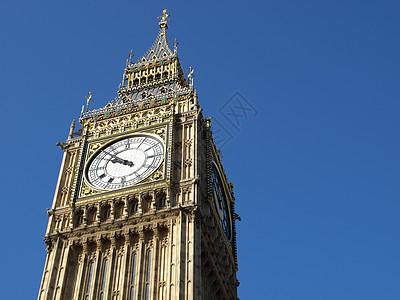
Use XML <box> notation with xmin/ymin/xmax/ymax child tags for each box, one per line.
<box><xmin>152</xmin><ymin>171</ymin><xmax>163</xmax><ymax>180</ymax></box>
<box><xmin>81</xmin><ymin>183</ymin><xmax>96</xmax><ymax>197</ymax></box>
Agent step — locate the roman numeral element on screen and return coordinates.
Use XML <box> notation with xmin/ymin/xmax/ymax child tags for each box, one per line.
<box><xmin>133</xmin><ymin>172</ymin><xmax>142</xmax><ymax>180</ymax></box>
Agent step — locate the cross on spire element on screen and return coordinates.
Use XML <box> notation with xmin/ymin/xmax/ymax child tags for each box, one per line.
<box><xmin>157</xmin><ymin>9</ymin><xmax>171</xmax><ymax>29</ymax></box>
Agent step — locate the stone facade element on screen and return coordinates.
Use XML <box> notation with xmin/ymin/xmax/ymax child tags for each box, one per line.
<box><xmin>38</xmin><ymin>10</ymin><xmax>238</xmax><ymax>300</ymax></box>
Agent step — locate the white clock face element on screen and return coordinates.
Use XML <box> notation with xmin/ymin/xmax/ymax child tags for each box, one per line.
<box><xmin>85</xmin><ymin>134</ymin><xmax>164</xmax><ymax>190</ymax></box>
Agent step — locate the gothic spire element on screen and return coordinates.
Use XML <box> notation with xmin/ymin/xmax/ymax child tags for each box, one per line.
<box><xmin>140</xmin><ymin>9</ymin><xmax>174</xmax><ymax>63</ymax></box>
<box><xmin>80</xmin><ymin>9</ymin><xmax>191</xmax><ymax>121</ymax></box>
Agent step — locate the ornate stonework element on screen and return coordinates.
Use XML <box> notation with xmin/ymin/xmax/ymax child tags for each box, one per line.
<box><xmin>38</xmin><ymin>9</ymin><xmax>238</xmax><ymax>300</ymax></box>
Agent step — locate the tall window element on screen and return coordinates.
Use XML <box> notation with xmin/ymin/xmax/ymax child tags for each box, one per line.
<box><xmin>144</xmin><ymin>251</ymin><xmax>152</xmax><ymax>300</ymax></box>
<box><xmin>129</xmin><ymin>253</ymin><xmax>137</xmax><ymax>300</ymax></box>
<box><xmin>76</xmin><ymin>213</ymin><xmax>84</xmax><ymax>226</ymax></box>
<box><xmin>131</xmin><ymin>201</ymin><xmax>138</xmax><ymax>214</ymax></box>
<box><xmin>85</xmin><ymin>262</ymin><xmax>94</xmax><ymax>300</ymax></box>
<box><xmin>100</xmin><ymin>259</ymin><xmax>108</xmax><ymax>300</ymax></box>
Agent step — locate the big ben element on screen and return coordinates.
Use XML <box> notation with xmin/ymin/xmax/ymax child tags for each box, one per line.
<box><xmin>38</xmin><ymin>9</ymin><xmax>239</xmax><ymax>300</ymax></box>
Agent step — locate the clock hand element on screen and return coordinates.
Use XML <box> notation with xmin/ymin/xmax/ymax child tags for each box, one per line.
<box><xmin>111</xmin><ymin>157</ymin><xmax>134</xmax><ymax>167</ymax></box>
<box><xmin>102</xmin><ymin>150</ymin><xmax>119</xmax><ymax>159</ymax></box>
<box><xmin>102</xmin><ymin>150</ymin><xmax>134</xmax><ymax>167</ymax></box>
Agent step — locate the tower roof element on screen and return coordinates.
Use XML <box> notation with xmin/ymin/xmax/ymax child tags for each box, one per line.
<box><xmin>80</xmin><ymin>9</ymin><xmax>191</xmax><ymax>121</ymax></box>
<box><xmin>140</xmin><ymin>10</ymin><xmax>174</xmax><ymax>63</ymax></box>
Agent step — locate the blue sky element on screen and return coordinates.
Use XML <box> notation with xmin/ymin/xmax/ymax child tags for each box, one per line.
<box><xmin>1</xmin><ymin>1</ymin><xmax>399</xmax><ymax>299</ymax></box>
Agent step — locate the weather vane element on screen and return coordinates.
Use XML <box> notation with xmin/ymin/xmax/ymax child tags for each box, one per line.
<box><xmin>188</xmin><ymin>67</ymin><xmax>194</xmax><ymax>88</ymax></box>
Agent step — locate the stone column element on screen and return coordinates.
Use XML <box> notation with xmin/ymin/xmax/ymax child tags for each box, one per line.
<box><xmin>54</xmin><ymin>241</ymin><xmax>72</xmax><ymax>300</ymax></box>
<box><xmin>105</xmin><ymin>233</ymin><xmax>117</xmax><ymax>300</ymax></box>
<box><xmin>37</xmin><ymin>240</ymin><xmax>53</xmax><ymax>300</ymax></box>
<box><xmin>89</xmin><ymin>234</ymin><xmax>102</xmax><ymax>299</ymax></box>
<box><xmin>96</xmin><ymin>202</ymin><xmax>101</xmax><ymax>225</ymax></box>
<box><xmin>73</xmin><ymin>241</ymin><xmax>88</xmax><ymax>300</ymax></box>
<box><xmin>177</xmin><ymin>212</ymin><xmax>187</xmax><ymax>299</ymax></box>
<box><xmin>119</xmin><ymin>230</ymin><xmax>131</xmax><ymax>299</ymax></box>
<box><xmin>138</xmin><ymin>194</ymin><xmax>143</xmax><ymax>214</ymax></box>
<box><xmin>136</xmin><ymin>226</ymin><xmax>145</xmax><ymax>299</ymax></box>
<box><xmin>111</xmin><ymin>199</ymin><xmax>115</xmax><ymax>222</ymax></box>
<box><xmin>151</xmin><ymin>224</ymin><xmax>160</xmax><ymax>299</ymax></box>
<box><xmin>122</xmin><ymin>196</ymin><xmax>129</xmax><ymax>220</ymax></box>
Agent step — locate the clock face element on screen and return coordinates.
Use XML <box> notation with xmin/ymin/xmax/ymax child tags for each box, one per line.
<box><xmin>211</xmin><ymin>161</ymin><xmax>232</xmax><ymax>242</ymax></box>
<box><xmin>85</xmin><ymin>134</ymin><xmax>164</xmax><ymax>191</ymax></box>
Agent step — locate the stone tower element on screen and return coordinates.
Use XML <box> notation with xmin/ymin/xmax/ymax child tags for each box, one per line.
<box><xmin>38</xmin><ymin>10</ymin><xmax>239</xmax><ymax>300</ymax></box>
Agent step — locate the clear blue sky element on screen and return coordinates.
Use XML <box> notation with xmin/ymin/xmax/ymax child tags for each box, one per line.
<box><xmin>1</xmin><ymin>1</ymin><xmax>399</xmax><ymax>299</ymax></box>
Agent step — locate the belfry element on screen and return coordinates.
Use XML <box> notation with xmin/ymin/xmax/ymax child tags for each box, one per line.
<box><xmin>38</xmin><ymin>10</ymin><xmax>239</xmax><ymax>300</ymax></box>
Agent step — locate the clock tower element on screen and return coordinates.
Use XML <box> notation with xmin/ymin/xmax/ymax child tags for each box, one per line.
<box><xmin>38</xmin><ymin>10</ymin><xmax>239</xmax><ymax>300</ymax></box>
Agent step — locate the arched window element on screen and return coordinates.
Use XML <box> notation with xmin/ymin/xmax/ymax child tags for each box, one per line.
<box><xmin>99</xmin><ymin>259</ymin><xmax>108</xmax><ymax>300</ymax></box>
<box><xmin>86</xmin><ymin>208</ymin><xmax>95</xmax><ymax>225</ymax></box>
<box><xmin>103</xmin><ymin>207</ymin><xmax>111</xmax><ymax>221</ymax></box>
<box><xmin>144</xmin><ymin>251</ymin><xmax>152</xmax><ymax>300</ymax></box>
<box><xmin>156</xmin><ymin>193</ymin><xmax>167</xmax><ymax>208</ymax></box>
<box><xmin>129</xmin><ymin>253</ymin><xmax>137</xmax><ymax>300</ymax></box>
<box><xmin>131</xmin><ymin>201</ymin><xmax>138</xmax><ymax>214</ymax></box>
<box><xmin>75</xmin><ymin>212</ymin><xmax>84</xmax><ymax>226</ymax></box>
<box><xmin>142</xmin><ymin>196</ymin><xmax>152</xmax><ymax>213</ymax></box>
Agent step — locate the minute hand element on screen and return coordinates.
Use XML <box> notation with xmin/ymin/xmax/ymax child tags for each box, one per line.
<box><xmin>103</xmin><ymin>151</ymin><xmax>134</xmax><ymax>167</ymax></box>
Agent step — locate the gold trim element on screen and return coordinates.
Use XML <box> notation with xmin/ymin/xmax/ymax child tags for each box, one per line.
<box><xmin>74</xmin><ymin>122</ymin><xmax>172</xmax><ymax>203</ymax></box>
<box><xmin>76</xmin><ymin>180</ymin><xmax>170</xmax><ymax>205</ymax></box>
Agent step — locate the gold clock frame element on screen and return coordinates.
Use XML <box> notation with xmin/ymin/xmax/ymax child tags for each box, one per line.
<box><xmin>73</xmin><ymin>121</ymin><xmax>173</xmax><ymax>206</ymax></box>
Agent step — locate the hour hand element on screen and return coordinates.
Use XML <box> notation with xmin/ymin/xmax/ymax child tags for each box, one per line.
<box><xmin>111</xmin><ymin>157</ymin><xmax>134</xmax><ymax>167</ymax></box>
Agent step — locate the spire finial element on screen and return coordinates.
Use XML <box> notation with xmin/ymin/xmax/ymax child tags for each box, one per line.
<box><xmin>157</xmin><ymin>9</ymin><xmax>171</xmax><ymax>29</ymax></box>
<box><xmin>173</xmin><ymin>38</ymin><xmax>178</xmax><ymax>54</ymax></box>
<box><xmin>68</xmin><ymin>119</ymin><xmax>75</xmax><ymax>139</ymax></box>
<box><xmin>188</xmin><ymin>67</ymin><xmax>194</xmax><ymax>89</ymax></box>
<box><xmin>205</xmin><ymin>117</ymin><xmax>212</xmax><ymax>128</ymax></box>
<box><xmin>126</xmin><ymin>49</ymin><xmax>134</xmax><ymax>67</ymax></box>
<box><xmin>85</xmin><ymin>92</ymin><xmax>93</xmax><ymax>112</ymax></box>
